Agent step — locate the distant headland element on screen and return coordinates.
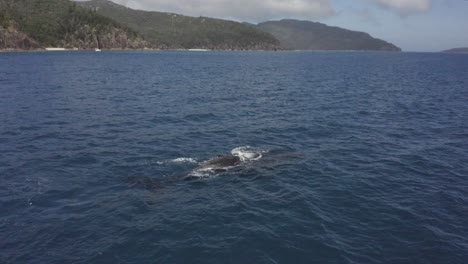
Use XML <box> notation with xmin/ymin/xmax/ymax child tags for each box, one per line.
<box><xmin>442</xmin><ymin>47</ymin><xmax>468</xmax><ymax>53</ymax></box>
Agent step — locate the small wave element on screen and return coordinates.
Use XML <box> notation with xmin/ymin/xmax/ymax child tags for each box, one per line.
<box><xmin>155</xmin><ymin>157</ymin><xmax>198</xmax><ymax>165</ymax></box>
<box><xmin>231</xmin><ymin>146</ymin><xmax>266</xmax><ymax>162</ymax></box>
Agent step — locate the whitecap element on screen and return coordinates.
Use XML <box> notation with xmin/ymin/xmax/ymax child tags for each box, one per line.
<box><xmin>231</xmin><ymin>146</ymin><xmax>266</xmax><ymax>161</ymax></box>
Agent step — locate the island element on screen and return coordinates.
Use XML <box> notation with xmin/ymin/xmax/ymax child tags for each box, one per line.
<box><xmin>1</xmin><ymin>0</ymin><xmax>401</xmax><ymax>52</ymax></box>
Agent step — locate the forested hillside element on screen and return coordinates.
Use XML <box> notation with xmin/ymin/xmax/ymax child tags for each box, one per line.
<box><xmin>0</xmin><ymin>0</ymin><xmax>150</xmax><ymax>50</ymax></box>
<box><xmin>78</xmin><ymin>0</ymin><xmax>280</xmax><ymax>50</ymax></box>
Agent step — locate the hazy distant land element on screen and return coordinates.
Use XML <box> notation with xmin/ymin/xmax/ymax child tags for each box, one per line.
<box><xmin>443</xmin><ymin>47</ymin><xmax>468</xmax><ymax>53</ymax></box>
<box><xmin>256</xmin><ymin>20</ymin><xmax>401</xmax><ymax>51</ymax></box>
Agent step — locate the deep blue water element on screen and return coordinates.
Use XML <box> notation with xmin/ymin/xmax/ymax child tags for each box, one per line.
<box><xmin>1</xmin><ymin>51</ymin><xmax>467</xmax><ymax>264</ymax></box>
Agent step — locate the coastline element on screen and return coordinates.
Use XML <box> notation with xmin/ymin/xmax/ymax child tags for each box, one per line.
<box><xmin>0</xmin><ymin>48</ymin><xmax>277</xmax><ymax>53</ymax></box>
<box><xmin>0</xmin><ymin>48</ymin><xmax>410</xmax><ymax>53</ymax></box>
<box><xmin>0</xmin><ymin>48</ymin><xmax>162</xmax><ymax>53</ymax></box>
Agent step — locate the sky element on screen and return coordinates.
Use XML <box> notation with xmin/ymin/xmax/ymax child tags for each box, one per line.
<box><xmin>105</xmin><ymin>0</ymin><xmax>468</xmax><ymax>51</ymax></box>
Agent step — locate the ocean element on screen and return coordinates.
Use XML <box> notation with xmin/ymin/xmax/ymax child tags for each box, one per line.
<box><xmin>1</xmin><ymin>51</ymin><xmax>467</xmax><ymax>263</ymax></box>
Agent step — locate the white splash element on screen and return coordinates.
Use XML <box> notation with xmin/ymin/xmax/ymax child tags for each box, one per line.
<box><xmin>231</xmin><ymin>146</ymin><xmax>265</xmax><ymax>161</ymax></box>
<box><xmin>171</xmin><ymin>157</ymin><xmax>198</xmax><ymax>164</ymax></box>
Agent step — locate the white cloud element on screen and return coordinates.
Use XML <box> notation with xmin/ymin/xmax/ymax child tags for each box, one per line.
<box><xmin>111</xmin><ymin>0</ymin><xmax>335</xmax><ymax>22</ymax></box>
<box><xmin>374</xmin><ymin>0</ymin><xmax>431</xmax><ymax>16</ymax></box>
<box><xmin>89</xmin><ymin>0</ymin><xmax>434</xmax><ymax>21</ymax></box>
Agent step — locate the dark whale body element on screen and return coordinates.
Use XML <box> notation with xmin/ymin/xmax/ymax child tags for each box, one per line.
<box><xmin>125</xmin><ymin>149</ymin><xmax>299</xmax><ymax>191</ymax></box>
<box><xmin>125</xmin><ymin>154</ymin><xmax>242</xmax><ymax>189</ymax></box>
<box><xmin>194</xmin><ymin>155</ymin><xmax>241</xmax><ymax>172</ymax></box>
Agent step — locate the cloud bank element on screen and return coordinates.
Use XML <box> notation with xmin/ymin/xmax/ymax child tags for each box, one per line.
<box><xmin>374</xmin><ymin>0</ymin><xmax>431</xmax><ymax>16</ymax></box>
<box><xmin>117</xmin><ymin>0</ymin><xmax>335</xmax><ymax>21</ymax></box>
<box><xmin>107</xmin><ymin>0</ymin><xmax>432</xmax><ymax>21</ymax></box>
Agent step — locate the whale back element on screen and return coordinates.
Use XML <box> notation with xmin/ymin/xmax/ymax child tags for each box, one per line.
<box><xmin>195</xmin><ymin>155</ymin><xmax>241</xmax><ymax>171</ymax></box>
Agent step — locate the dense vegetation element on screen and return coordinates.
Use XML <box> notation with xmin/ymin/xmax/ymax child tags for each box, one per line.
<box><xmin>0</xmin><ymin>12</ymin><xmax>40</xmax><ymax>49</ymax></box>
<box><xmin>0</xmin><ymin>9</ymin><xmax>10</xmax><ymax>27</ymax></box>
<box><xmin>257</xmin><ymin>19</ymin><xmax>401</xmax><ymax>51</ymax></box>
<box><xmin>77</xmin><ymin>0</ymin><xmax>280</xmax><ymax>50</ymax></box>
<box><xmin>0</xmin><ymin>0</ymin><xmax>150</xmax><ymax>49</ymax></box>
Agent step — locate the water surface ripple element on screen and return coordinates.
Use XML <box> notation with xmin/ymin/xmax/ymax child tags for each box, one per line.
<box><xmin>1</xmin><ymin>51</ymin><xmax>467</xmax><ymax>263</ymax></box>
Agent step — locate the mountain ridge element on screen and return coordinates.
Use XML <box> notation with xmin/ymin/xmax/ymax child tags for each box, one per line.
<box><xmin>79</xmin><ymin>0</ymin><xmax>400</xmax><ymax>51</ymax></box>
<box><xmin>77</xmin><ymin>0</ymin><xmax>281</xmax><ymax>50</ymax></box>
<box><xmin>1</xmin><ymin>0</ymin><xmax>401</xmax><ymax>51</ymax></box>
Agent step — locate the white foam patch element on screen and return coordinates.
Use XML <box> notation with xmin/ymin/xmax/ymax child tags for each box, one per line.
<box><xmin>171</xmin><ymin>157</ymin><xmax>198</xmax><ymax>164</ymax></box>
<box><xmin>190</xmin><ymin>164</ymin><xmax>237</xmax><ymax>178</ymax></box>
<box><xmin>187</xmin><ymin>169</ymin><xmax>217</xmax><ymax>178</ymax></box>
<box><xmin>231</xmin><ymin>146</ymin><xmax>265</xmax><ymax>162</ymax></box>
<box><xmin>155</xmin><ymin>157</ymin><xmax>198</xmax><ymax>165</ymax></box>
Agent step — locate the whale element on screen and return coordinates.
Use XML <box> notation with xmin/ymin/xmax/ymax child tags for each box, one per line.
<box><xmin>125</xmin><ymin>154</ymin><xmax>244</xmax><ymax>188</ymax></box>
<box><xmin>124</xmin><ymin>147</ymin><xmax>273</xmax><ymax>190</ymax></box>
